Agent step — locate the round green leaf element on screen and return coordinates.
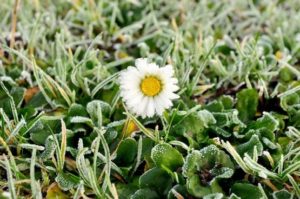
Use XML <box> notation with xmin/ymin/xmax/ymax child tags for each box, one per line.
<box><xmin>231</xmin><ymin>183</ymin><xmax>263</xmax><ymax>199</ymax></box>
<box><xmin>139</xmin><ymin>167</ymin><xmax>173</xmax><ymax>195</ymax></box>
<box><xmin>130</xmin><ymin>188</ymin><xmax>159</xmax><ymax>199</ymax></box>
<box><xmin>151</xmin><ymin>143</ymin><xmax>184</xmax><ymax>171</ymax></box>
<box><xmin>116</xmin><ymin>138</ymin><xmax>137</xmax><ymax>166</ymax></box>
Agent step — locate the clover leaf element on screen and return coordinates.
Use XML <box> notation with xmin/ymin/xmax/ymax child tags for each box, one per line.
<box><xmin>183</xmin><ymin>145</ymin><xmax>234</xmax><ymax>197</ymax></box>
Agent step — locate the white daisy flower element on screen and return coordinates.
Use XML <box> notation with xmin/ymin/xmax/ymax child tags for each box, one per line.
<box><xmin>119</xmin><ymin>58</ymin><xmax>179</xmax><ymax>118</ymax></box>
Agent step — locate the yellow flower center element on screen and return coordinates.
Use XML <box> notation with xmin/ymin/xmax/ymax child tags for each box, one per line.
<box><xmin>140</xmin><ymin>76</ymin><xmax>162</xmax><ymax>96</ymax></box>
<box><xmin>275</xmin><ymin>51</ymin><xmax>283</xmax><ymax>61</ymax></box>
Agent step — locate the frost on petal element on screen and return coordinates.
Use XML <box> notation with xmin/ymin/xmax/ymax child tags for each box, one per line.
<box><xmin>153</xmin><ymin>97</ymin><xmax>165</xmax><ymax>115</ymax></box>
<box><xmin>168</xmin><ymin>93</ymin><xmax>179</xmax><ymax>100</ymax></box>
<box><xmin>135</xmin><ymin>96</ymin><xmax>149</xmax><ymax>118</ymax></box>
<box><xmin>160</xmin><ymin>64</ymin><xmax>174</xmax><ymax>76</ymax></box>
<box><xmin>135</xmin><ymin>58</ymin><xmax>148</xmax><ymax>72</ymax></box>
<box><xmin>121</xmin><ymin>78</ymin><xmax>139</xmax><ymax>91</ymax></box>
<box><xmin>164</xmin><ymin>82</ymin><xmax>179</xmax><ymax>92</ymax></box>
<box><xmin>158</xmin><ymin>90</ymin><xmax>176</xmax><ymax>106</ymax></box>
<box><xmin>146</xmin><ymin>63</ymin><xmax>160</xmax><ymax>74</ymax></box>
<box><xmin>154</xmin><ymin>94</ymin><xmax>172</xmax><ymax>114</ymax></box>
<box><xmin>127</xmin><ymin>92</ymin><xmax>143</xmax><ymax>109</ymax></box>
<box><xmin>146</xmin><ymin>98</ymin><xmax>155</xmax><ymax>117</ymax></box>
<box><xmin>169</xmin><ymin>77</ymin><xmax>178</xmax><ymax>84</ymax></box>
<box><xmin>119</xmin><ymin>66</ymin><xmax>139</xmax><ymax>81</ymax></box>
<box><xmin>129</xmin><ymin>66</ymin><xmax>143</xmax><ymax>78</ymax></box>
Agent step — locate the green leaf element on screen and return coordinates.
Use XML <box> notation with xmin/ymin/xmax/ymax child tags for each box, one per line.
<box><xmin>26</xmin><ymin>92</ymin><xmax>47</xmax><ymax>108</ymax></box>
<box><xmin>279</xmin><ymin>67</ymin><xmax>295</xmax><ymax>83</ymax></box>
<box><xmin>70</xmin><ymin>116</ymin><xmax>94</xmax><ymax>127</ymax></box>
<box><xmin>213</xmin><ymin>109</ymin><xmax>245</xmax><ymax>128</ymax></box>
<box><xmin>167</xmin><ymin>185</ymin><xmax>188</xmax><ymax>199</ymax></box>
<box><xmin>172</xmin><ymin>109</ymin><xmax>216</xmax><ymax>144</ymax></box>
<box><xmin>142</xmin><ymin>138</ymin><xmax>155</xmax><ymax>159</ymax></box>
<box><xmin>247</xmin><ymin>112</ymin><xmax>279</xmax><ymax>134</ymax></box>
<box><xmin>180</xmin><ymin>112</ymin><xmax>208</xmax><ymax>143</ymax></box>
<box><xmin>151</xmin><ymin>143</ymin><xmax>184</xmax><ymax>172</ymax></box>
<box><xmin>0</xmin><ymin>86</ymin><xmax>25</xmax><ymax>107</ymax></box>
<box><xmin>211</xmin><ymin>126</ymin><xmax>231</xmax><ymax>137</ymax></box>
<box><xmin>242</xmin><ymin>113</ymin><xmax>279</xmax><ymax>145</ymax></box>
<box><xmin>30</xmin><ymin>119</ymin><xmax>60</xmax><ymax>145</ymax></box>
<box><xmin>40</xmin><ymin>136</ymin><xmax>56</xmax><ymax>160</ymax></box>
<box><xmin>205</xmin><ymin>100</ymin><xmax>224</xmax><ymax>112</ymax></box>
<box><xmin>87</xmin><ymin>100</ymin><xmax>111</xmax><ymax>116</ymax></box>
<box><xmin>231</xmin><ymin>183</ymin><xmax>263</xmax><ymax>199</ymax></box>
<box><xmin>19</xmin><ymin>106</ymin><xmax>38</xmax><ymax>119</ymax></box>
<box><xmin>203</xmin><ymin>193</ymin><xmax>224</xmax><ymax>199</ymax></box>
<box><xmin>67</xmin><ymin>104</ymin><xmax>88</xmax><ymax>117</ymax></box>
<box><xmin>116</xmin><ymin>179</ymin><xmax>139</xmax><ymax>199</ymax></box>
<box><xmin>130</xmin><ymin>189</ymin><xmax>159</xmax><ymax>199</ymax></box>
<box><xmin>183</xmin><ymin>145</ymin><xmax>234</xmax><ymax>198</ymax></box>
<box><xmin>197</xmin><ymin>110</ymin><xmax>216</xmax><ymax>128</ymax></box>
<box><xmin>273</xmin><ymin>190</ymin><xmax>293</xmax><ymax>199</ymax></box>
<box><xmin>115</xmin><ymin>138</ymin><xmax>138</xmax><ymax>166</ymax></box>
<box><xmin>139</xmin><ymin>167</ymin><xmax>173</xmax><ymax>195</ymax></box>
<box><xmin>219</xmin><ymin>95</ymin><xmax>234</xmax><ymax>110</ymax></box>
<box><xmin>183</xmin><ymin>145</ymin><xmax>234</xmax><ymax>177</ymax></box>
<box><xmin>186</xmin><ymin>176</ymin><xmax>223</xmax><ymax>198</ymax></box>
<box><xmin>0</xmin><ymin>86</ymin><xmax>25</xmax><ymax>116</ymax></box>
<box><xmin>236</xmin><ymin>89</ymin><xmax>259</xmax><ymax>122</ymax></box>
<box><xmin>55</xmin><ymin>172</ymin><xmax>80</xmax><ymax>191</ymax></box>
<box><xmin>236</xmin><ymin>135</ymin><xmax>263</xmax><ymax>157</ymax></box>
<box><xmin>280</xmin><ymin>92</ymin><xmax>299</xmax><ymax>111</ymax></box>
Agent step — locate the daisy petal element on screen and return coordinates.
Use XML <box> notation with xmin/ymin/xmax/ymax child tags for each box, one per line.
<box><xmin>119</xmin><ymin>58</ymin><xmax>179</xmax><ymax>118</ymax></box>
